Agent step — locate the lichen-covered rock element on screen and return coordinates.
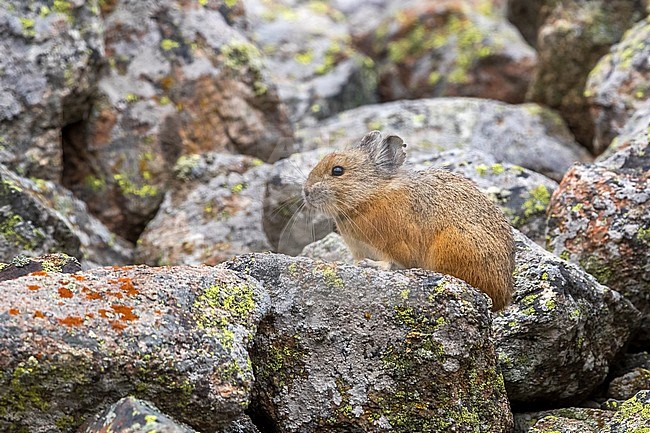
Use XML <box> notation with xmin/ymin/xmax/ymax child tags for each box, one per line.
<box><xmin>0</xmin><ymin>253</ymin><xmax>81</xmax><ymax>282</ymax></box>
<box><xmin>546</xmin><ymin>136</ymin><xmax>650</xmax><ymax>345</ymax></box>
<box><xmin>527</xmin><ymin>0</ymin><xmax>646</xmax><ymax>150</ymax></box>
<box><xmin>607</xmin><ymin>368</ymin><xmax>650</xmax><ymax>401</ymax></box>
<box><xmin>0</xmin><ymin>265</ymin><xmax>269</xmax><ymax>432</ymax></box>
<box><xmin>79</xmin><ymin>396</ymin><xmax>196</xmax><ymax>433</ymax></box>
<box><xmin>494</xmin><ymin>231</ymin><xmax>641</xmax><ymax>405</ymax></box>
<box><xmin>242</xmin><ymin>0</ymin><xmax>377</xmax><ymax>124</ymax></box>
<box><xmin>0</xmin><ymin>0</ymin><xmax>104</xmax><ymax>181</ymax></box>
<box><xmin>0</xmin><ymin>165</ymin><xmax>81</xmax><ymax>261</ymax></box>
<box><xmin>300</xmin><ymin>232</ymin><xmax>354</xmax><ymax>263</ymax></box>
<box><xmin>263</xmin><ymin>148</ymin><xmax>335</xmax><ymax>255</ymax></box>
<box><xmin>220</xmin><ymin>415</ymin><xmax>262</xmax><ymax>433</ymax></box>
<box><xmin>264</xmin><ymin>146</ymin><xmax>558</xmax><ymax>255</ymax></box>
<box><xmin>356</xmin><ymin>1</ymin><xmax>536</xmax><ymax>104</ymax></box>
<box><xmin>527</xmin><ymin>409</ymin><xmax>614</xmax><ymax>433</ymax></box>
<box><xmin>136</xmin><ymin>153</ymin><xmax>271</xmax><ymax>266</ymax></box>
<box><xmin>596</xmin><ymin>105</ymin><xmax>649</xmax><ymax>161</ymax></box>
<box><xmin>225</xmin><ymin>253</ymin><xmax>513</xmax><ymax>433</ymax></box>
<box><xmin>586</xmin><ymin>19</ymin><xmax>650</xmax><ymax>153</ymax></box>
<box><xmin>62</xmin><ymin>0</ymin><xmax>294</xmax><ymax>241</ymax></box>
<box><xmin>608</xmin><ymin>390</ymin><xmax>650</xmax><ymax>431</ymax></box>
<box><xmin>297</xmin><ymin>98</ymin><xmax>589</xmax><ymax>180</ymax></box>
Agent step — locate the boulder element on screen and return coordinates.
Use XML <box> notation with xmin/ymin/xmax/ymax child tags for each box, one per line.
<box><xmin>527</xmin><ymin>0</ymin><xmax>646</xmax><ymax>150</ymax></box>
<box><xmin>0</xmin><ymin>253</ymin><xmax>81</xmax><ymax>282</ymax></box>
<box><xmin>225</xmin><ymin>253</ymin><xmax>514</xmax><ymax>432</ymax></box>
<box><xmin>355</xmin><ymin>1</ymin><xmax>536</xmax><ymax>103</ymax></box>
<box><xmin>607</xmin><ymin>368</ymin><xmax>650</xmax><ymax>401</ymax></box>
<box><xmin>301</xmin><ymin>232</ymin><xmax>354</xmax><ymax>263</ymax></box>
<box><xmin>264</xmin><ymin>147</ymin><xmax>558</xmax><ymax>256</ymax></box>
<box><xmin>79</xmin><ymin>396</ymin><xmax>197</xmax><ymax>433</ymax></box>
<box><xmin>296</xmin><ymin>98</ymin><xmax>590</xmax><ymax>181</ymax></box>
<box><xmin>242</xmin><ymin>0</ymin><xmax>377</xmax><ymax>124</ymax></box>
<box><xmin>136</xmin><ymin>153</ymin><xmax>271</xmax><ymax>266</ymax></box>
<box><xmin>494</xmin><ymin>231</ymin><xmax>641</xmax><ymax>405</ymax></box>
<box><xmin>596</xmin><ymin>104</ymin><xmax>649</xmax><ymax>161</ymax></box>
<box><xmin>0</xmin><ymin>0</ymin><xmax>104</xmax><ymax>181</ymax></box>
<box><xmin>0</xmin><ymin>165</ymin><xmax>81</xmax><ymax>261</ymax></box>
<box><xmin>546</xmin><ymin>135</ymin><xmax>650</xmax><ymax>345</ymax></box>
<box><xmin>61</xmin><ymin>0</ymin><xmax>294</xmax><ymax>241</ymax></box>
<box><xmin>586</xmin><ymin>19</ymin><xmax>650</xmax><ymax>153</ymax></box>
<box><xmin>520</xmin><ymin>390</ymin><xmax>650</xmax><ymax>432</ymax></box>
<box><xmin>0</xmin><ymin>265</ymin><xmax>269</xmax><ymax>432</ymax></box>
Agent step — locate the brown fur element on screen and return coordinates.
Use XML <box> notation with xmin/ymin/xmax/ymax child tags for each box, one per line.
<box><xmin>303</xmin><ymin>131</ymin><xmax>515</xmax><ymax>311</ymax></box>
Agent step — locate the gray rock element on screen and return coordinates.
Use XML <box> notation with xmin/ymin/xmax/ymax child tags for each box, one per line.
<box><xmin>0</xmin><ymin>165</ymin><xmax>81</xmax><ymax>261</ymax></box>
<box><xmin>300</xmin><ymin>232</ymin><xmax>353</xmax><ymax>263</ymax></box>
<box><xmin>242</xmin><ymin>0</ymin><xmax>377</xmax><ymax>125</ymax></box>
<box><xmin>596</xmin><ymin>105</ymin><xmax>649</xmax><ymax>162</ymax></box>
<box><xmin>0</xmin><ymin>0</ymin><xmax>104</xmax><ymax>180</ymax></box>
<box><xmin>586</xmin><ymin>19</ymin><xmax>650</xmax><ymax>153</ymax></box>
<box><xmin>546</xmin><ymin>134</ymin><xmax>650</xmax><ymax>345</ymax></box>
<box><xmin>355</xmin><ymin>1</ymin><xmax>536</xmax><ymax>104</ymax></box>
<box><xmin>5</xmin><ymin>173</ymin><xmax>133</xmax><ymax>268</ymax></box>
<box><xmin>225</xmin><ymin>253</ymin><xmax>514</xmax><ymax>433</ymax></box>
<box><xmin>494</xmin><ymin>231</ymin><xmax>641</xmax><ymax>404</ymax></box>
<box><xmin>526</xmin><ymin>0</ymin><xmax>645</xmax><ymax>150</ymax></box>
<box><xmin>607</xmin><ymin>368</ymin><xmax>650</xmax><ymax>401</ymax></box>
<box><xmin>62</xmin><ymin>0</ymin><xmax>294</xmax><ymax>241</ymax></box>
<box><xmin>0</xmin><ymin>253</ymin><xmax>81</xmax><ymax>282</ymax></box>
<box><xmin>220</xmin><ymin>415</ymin><xmax>261</xmax><ymax>433</ymax></box>
<box><xmin>297</xmin><ymin>98</ymin><xmax>590</xmax><ymax>180</ymax></box>
<box><xmin>136</xmin><ymin>153</ymin><xmax>272</xmax><ymax>266</ymax></box>
<box><xmin>79</xmin><ymin>396</ymin><xmax>197</xmax><ymax>433</ymax></box>
<box><xmin>0</xmin><ymin>264</ymin><xmax>269</xmax><ymax>432</ymax></box>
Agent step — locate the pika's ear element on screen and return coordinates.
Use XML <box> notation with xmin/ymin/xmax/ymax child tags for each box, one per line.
<box><xmin>356</xmin><ymin>131</ymin><xmax>406</xmax><ymax>173</ymax></box>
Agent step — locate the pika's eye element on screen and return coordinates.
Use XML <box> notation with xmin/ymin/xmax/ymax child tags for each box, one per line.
<box><xmin>331</xmin><ymin>166</ymin><xmax>345</xmax><ymax>176</ymax></box>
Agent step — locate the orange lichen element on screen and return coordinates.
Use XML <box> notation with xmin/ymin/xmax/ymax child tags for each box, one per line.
<box><xmin>59</xmin><ymin>316</ymin><xmax>84</xmax><ymax>327</ymax></box>
<box><xmin>30</xmin><ymin>271</ymin><xmax>48</xmax><ymax>276</ymax></box>
<box><xmin>72</xmin><ymin>275</ymin><xmax>86</xmax><ymax>281</ymax></box>
<box><xmin>112</xmin><ymin>305</ymin><xmax>138</xmax><ymax>321</ymax></box>
<box><xmin>33</xmin><ymin>310</ymin><xmax>45</xmax><ymax>319</ymax></box>
<box><xmin>85</xmin><ymin>291</ymin><xmax>102</xmax><ymax>300</ymax></box>
<box><xmin>58</xmin><ymin>287</ymin><xmax>74</xmax><ymax>298</ymax></box>
<box><xmin>98</xmin><ymin>309</ymin><xmax>111</xmax><ymax>318</ymax></box>
<box><xmin>119</xmin><ymin>279</ymin><xmax>138</xmax><ymax>296</ymax></box>
<box><xmin>27</xmin><ymin>284</ymin><xmax>40</xmax><ymax>291</ymax></box>
<box><xmin>110</xmin><ymin>320</ymin><xmax>127</xmax><ymax>331</ymax></box>
<box><xmin>107</xmin><ymin>291</ymin><xmax>124</xmax><ymax>299</ymax></box>
<box><xmin>155</xmin><ymin>309</ymin><xmax>162</xmax><ymax>315</ymax></box>
<box><xmin>86</xmin><ymin>313</ymin><xmax>95</xmax><ymax>319</ymax></box>
<box><xmin>8</xmin><ymin>308</ymin><xmax>19</xmax><ymax>316</ymax></box>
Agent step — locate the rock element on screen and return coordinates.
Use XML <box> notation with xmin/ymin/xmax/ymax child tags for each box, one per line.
<box><xmin>596</xmin><ymin>105</ymin><xmax>649</xmax><ymax>161</ymax></box>
<box><xmin>225</xmin><ymin>253</ymin><xmax>514</xmax><ymax>433</ymax></box>
<box><xmin>608</xmin><ymin>390</ymin><xmax>650</xmax><ymax>431</ymax></box>
<box><xmin>494</xmin><ymin>231</ymin><xmax>641</xmax><ymax>405</ymax></box>
<box><xmin>409</xmin><ymin>149</ymin><xmax>558</xmax><ymax>246</ymax></box>
<box><xmin>0</xmin><ymin>0</ymin><xmax>104</xmax><ymax>181</ymax></box>
<box><xmin>263</xmin><ymin>148</ymin><xmax>335</xmax><ymax>255</ymax></box>
<box><xmin>300</xmin><ymin>232</ymin><xmax>354</xmax><ymax>263</ymax></box>
<box><xmin>607</xmin><ymin>368</ymin><xmax>650</xmax><ymax>401</ymax></box>
<box><xmin>61</xmin><ymin>0</ymin><xmax>294</xmax><ymax>241</ymax></box>
<box><xmin>0</xmin><ymin>253</ymin><xmax>81</xmax><ymax>282</ymax></box>
<box><xmin>264</xmin><ymin>147</ymin><xmax>558</xmax><ymax>255</ymax></box>
<box><xmin>546</xmin><ymin>136</ymin><xmax>650</xmax><ymax>345</ymax></box>
<box><xmin>220</xmin><ymin>415</ymin><xmax>261</xmax><ymax>433</ymax></box>
<box><xmin>136</xmin><ymin>153</ymin><xmax>272</xmax><ymax>266</ymax></box>
<box><xmin>297</xmin><ymin>98</ymin><xmax>590</xmax><ymax>181</ymax></box>
<box><xmin>586</xmin><ymin>19</ymin><xmax>650</xmax><ymax>153</ymax></box>
<box><xmin>527</xmin><ymin>0</ymin><xmax>646</xmax><ymax>150</ymax></box>
<box><xmin>526</xmin><ymin>408</ymin><xmax>615</xmax><ymax>433</ymax></box>
<box><xmin>0</xmin><ymin>165</ymin><xmax>81</xmax><ymax>261</ymax></box>
<box><xmin>79</xmin><ymin>396</ymin><xmax>196</xmax><ymax>433</ymax></box>
<box><xmin>242</xmin><ymin>0</ymin><xmax>377</xmax><ymax>124</ymax></box>
<box><xmin>356</xmin><ymin>1</ymin><xmax>536</xmax><ymax>104</ymax></box>
<box><xmin>0</xmin><ymin>265</ymin><xmax>269</xmax><ymax>432</ymax></box>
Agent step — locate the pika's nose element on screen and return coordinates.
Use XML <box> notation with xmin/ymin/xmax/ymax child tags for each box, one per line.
<box><xmin>303</xmin><ymin>188</ymin><xmax>310</xmax><ymax>199</ymax></box>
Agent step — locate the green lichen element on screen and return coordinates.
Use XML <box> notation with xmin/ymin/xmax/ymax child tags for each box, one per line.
<box><xmin>523</xmin><ymin>185</ymin><xmax>551</xmax><ymax>218</ymax></box>
<box><xmin>0</xmin><ymin>214</ymin><xmax>45</xmax><ymax>250</ymax></box>
<box><xmin>19</xmin><ymin>17</ymin><xmax>35</xmax><ymax>37</ymax></box>
<box><xmin>230</xmin><ymin>183</ymin><xmax>246</xmax><ymax>194</ymax></box>
<box><xmin>314</xmin><ymin>265</ymin><xmax>344</xmax><ymax>289</ymax></box>
<box><xmin>160</xmin><ymin>39</ymin><xmax>180</xmax><ymax>51</ymax></box>
<box><xmin>221</xmin><ymin>40</ymin><xmax>268</xmax><ymax>95</ymax></box>
<box><xmin>113</xmin><ymin>173</ymin><xmax>158</xmax><ymax>198</ymax></box>
<box><xmin>559</xmin><ymin>251</ymin><xmax>571</xmax><ymax>261</ymax></box>
<box><xmin>55</xmin><ymin>415</ymin><xmax>76</xmax><ymax>430</ymax></box>
<box><xmin>636</xmin><ymin>227</ymin><xmax>650</xmax><ymax>244</ymax></box>
<box><xmin>580</xmin><ymin>256</ymin><xmax>615</xmax><ymax>286</ymax></box>
<box><xmin>174</xmin><ymin>154</ymin><xmax>201</xmax><ymax>180</ymax></box>
<box><xmin>295</xmin><ymin>49</ymin><xmax>314</xmax><ymax>65</ymax></box>
<box><xmin>224</xmin><ymin>0</ymin><xmax>237</xmax><ymax>7</ymax></box>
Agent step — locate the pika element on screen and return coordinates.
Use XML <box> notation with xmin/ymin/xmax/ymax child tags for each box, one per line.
<box><xmin>302</xmin><ymin>131</ymin><xmax>515</xmax><ymax>311</ymax></box>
